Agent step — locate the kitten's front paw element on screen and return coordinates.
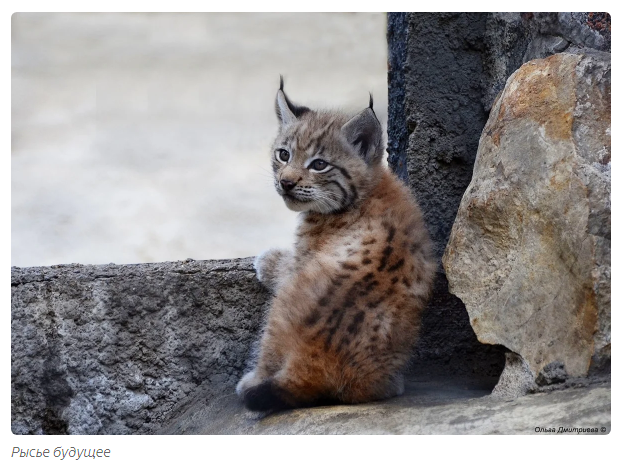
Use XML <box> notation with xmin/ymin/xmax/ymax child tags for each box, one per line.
<box><xmin>254</xmin><ymin>248</ymin><xmax>292</xmax><ymax>292</ymax></box>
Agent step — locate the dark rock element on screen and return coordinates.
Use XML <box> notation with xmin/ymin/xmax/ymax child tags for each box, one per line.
<box><xmin>482</xmin><ymin>12</ymin><xmax>611</xmax><ymax>111</ymax></box>
<box><xmin>386</xmin><ymin>12</ymin><xmax>408</xmax><ymax>182</ymax></box>
<box><xmin>387</xmin><ymin>12</ymin><xmax>504</xmax><ymax>377</ymax></box>
<box><xmin>537</xmin><ymin>362</ymin><xmax>568</xmax><ymax>386</ymax></box>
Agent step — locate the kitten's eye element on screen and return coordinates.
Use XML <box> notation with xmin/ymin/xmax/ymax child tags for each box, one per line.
<box><xmin>277</xmin><ymin>149</ymin><xmax>290</xmax><ymax>163</ymax></box>
<box><xmin>310</xmin><ymin>159</ymin><xmax>328</xmax><ymax>171</ymax></box>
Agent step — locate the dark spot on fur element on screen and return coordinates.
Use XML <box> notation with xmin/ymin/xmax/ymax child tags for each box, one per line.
<box><xmin>366</xmin><ymin>298</ymin><xmax>384</xmax><ymax>309</ymax></box>
<box><xmin>318</xmin><ymin>297</ymin><xmax>329</xmax><ymax>307</ymax></box>
<box><xmin>324</xmin><ymin>325</ymin><xmax>340</xmax><ymax>351</ymax></box>
<box><xmin>386</xmin><ymin>226</ymin><xmax>396</xmax><ymax>243</ymax></box>
<box><xmin>363</xmin><ymin>249</ymin><xmax>370</xmax><ymax>255</ymax></box>
<box><xmin>327</xmin><ymin>308</ymin><xmax>342</xmax><ymax>323</ymax></box>
<box><xmin>378</xmin><ymin>246</ymin><xmax>394</xmax><ymax>271</ymax></box>
<box><xmin>402</xmin><ymin>277</ymin><xmax>412</xmax><ymax>288</ymax></box>
<box><xmin>362</xmin><ymin>238</ymin><xmax>376</xmax><ymax>246</ymax></box>
<box><xmin>346</xmin><ymin>310</ymin><xmax>366</xmax><ymax>335</ymax></box>
<box><xmin>372</xmin><ymin>325</ymin><xmax>380</xmax><ymax>332</ymax></box>
<box><xmin>391</xmin><ymin>276</ymin><xmax>399</xmax><ymax>284</ymax></box>
<box><xmin>332</xmin><ymin>220</ymin><xmax>347</xmax><ymax>230</ymax></box>
<box><xmin>349</xmin><ymin>184</ymin><xmax>359</xmax><ymax>206</ymax></box>
<box><xmin>362</xmin><ymin>273</ymin><xmax>374</xmax><ymax>282</ymax></box>
<box><xmin>305</xmin><ymin>309</ymin><xmax>321</xmax><ymax>326</ymax></box>
<box><xmin>342</xmin><ymin>298</ymin><xmax>356</xmax><ymax>309</ymax></box>
<box><xmin>341</xmin><ymin>262</ymin><xmax>358</xmax><ymax>271</ymax></box>
<box><xmin>362</xmin><ymin>258</ymin><xmax>372</xmax><ymax>265</ymax></box>
<box><xmin>347</xmin><ymin>280</ymin><xmax>363</xmax><ymax>293</ymax></box>
<box><xmin>387</xmin><ymin>259</ymin><xmax>405</xmax><ymax>272</ymax></box>
<box><xmin>336</xmin><ymin>336</ymin><xmax>352</xmax><ymax>353</ymax></box>
<box><xmin>364</xmin><ymin>280</ymin><xmax>379</xmax><ymax>293</ymax></box>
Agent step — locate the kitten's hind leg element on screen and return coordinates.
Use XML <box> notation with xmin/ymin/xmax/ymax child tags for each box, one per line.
<box><xmin>374</xmin><ymin>373</ymin><xmax>405</xmax><ymax>400</ymax></box>
<box><xmin>236</xmin><ymin>370</ymin><xmax>260</xmax><ymax>397</ymax></box>
<box><xmin>237</xmin><ymin>364</ymin><xmax>311</xmax><ymax>412</ymax></box>
<box><xmin>377</xmin><ymin>373</ymin><xmax>405</xmax><ymax>400</ymax></box>
<box><xmin>391</xmin><ymin>373</ymin><xmax>405</xmax><ymax>397</ymax></box>
<box><xmin>241</xmin><ymin>379</ymin><xmax>293</xmax><ymax>412</ymax></box>
<box><xmin>236</xmin><ymin>371</ymin><xmax>280</xmax><ymax>418</ymax></box>
<box><xmin>254</xmin><ymin>248</ymin><xmax>294</xmax><ymax>293</ymax></box>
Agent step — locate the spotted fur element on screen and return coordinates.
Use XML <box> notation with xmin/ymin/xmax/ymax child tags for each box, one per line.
<box><xmin>237</xmin><ymin>81</ymin><xmax>436</xmax><ymax>411</ymax></box>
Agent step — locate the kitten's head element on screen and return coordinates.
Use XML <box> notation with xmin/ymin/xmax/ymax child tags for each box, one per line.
<box><xmin>270</xmin><ymin>79</ymin><xmax>384</xmax><ymax>214</ymax></box>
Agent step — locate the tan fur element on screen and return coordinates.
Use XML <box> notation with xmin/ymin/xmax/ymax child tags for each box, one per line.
<box><xmin>237</xmin><ymin>85</ymin><xmax>435</xmax><ymax>409</ymax></box>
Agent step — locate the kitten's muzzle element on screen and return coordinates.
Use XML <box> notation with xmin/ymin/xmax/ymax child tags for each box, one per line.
<box><xmin>280</xmin><ymin>179</ymin><xmax>297</xmax><ymax>192</ymax></box>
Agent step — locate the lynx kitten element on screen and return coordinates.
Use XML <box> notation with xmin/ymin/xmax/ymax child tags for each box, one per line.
<box><xmin>236</xmin><ymin>80</ymin><xmax>435</xmax><ymax>411</ymax></box>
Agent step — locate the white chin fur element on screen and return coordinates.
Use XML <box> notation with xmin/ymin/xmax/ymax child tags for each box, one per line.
<box><xmin>286</xmin><ymin>198</ymin><xmax>340</xmax><ymax>214</ymax></box>
<box><xmin>283</xmin><ymin>198</ymin><xmax>306</xmax><ymax>212</ymax></box>
<box><xmin>283</xmin><ymin>196</ymin><xmax>321</xmax><ymax>212</ymax></box>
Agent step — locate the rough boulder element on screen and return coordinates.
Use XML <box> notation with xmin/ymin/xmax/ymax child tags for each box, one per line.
<box><xmin>443</xmin><ymin>52</ymin><xmax>611</xmax><ymax>391</ymax></box>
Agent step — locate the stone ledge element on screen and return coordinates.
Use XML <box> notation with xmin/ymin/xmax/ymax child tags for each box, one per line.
<box><xmin>159</xmin><ymin>376</ymin><xmax>610</xmax><ymax>435</ymax></box>
<box><xmin>11</xmin><ymin>258</ymin><xmax>269</xmax><ymax>434</ymax></box>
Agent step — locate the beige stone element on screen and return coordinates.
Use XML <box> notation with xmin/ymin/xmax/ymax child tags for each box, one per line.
<box><xmin>443</xmin><ymin>52</ymin><xmax>610</xmax><ymax>382</ymax></box>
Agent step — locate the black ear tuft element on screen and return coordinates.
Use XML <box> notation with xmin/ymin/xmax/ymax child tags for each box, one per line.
<box><xmin>275</xmin><ymin>79</ymin><xmax>311</xmax><ymax>125</ymax></box>
<box><xmin>369</xmin><ymin>93</ymin><xmax>374</xmax><ymax>109</ymax></box>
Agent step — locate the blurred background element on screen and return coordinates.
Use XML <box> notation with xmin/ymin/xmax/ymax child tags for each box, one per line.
<box><xmin>12</xmin><ymin>13</ymin><xmax>388</xmax><ymax>267</ymax></box>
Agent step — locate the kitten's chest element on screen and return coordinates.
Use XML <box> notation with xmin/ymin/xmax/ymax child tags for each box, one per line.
<box><xmin>294</xmin><ymin>213</ymin><xmax>381</xmax><ymax>266</ymax></box>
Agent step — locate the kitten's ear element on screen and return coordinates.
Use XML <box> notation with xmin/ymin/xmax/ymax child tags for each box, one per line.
<box><xmin>342</xmin><ymin>99</ymin><xmax>383</xmax><ymax>164</ymax></box>
<box><xmin>275</xmin><ymin>77</ymin><xmax>310</xmax><ymax>126</ymax></box>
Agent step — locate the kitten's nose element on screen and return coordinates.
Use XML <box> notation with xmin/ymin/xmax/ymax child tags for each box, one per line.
<box><xmin>280</xmin><ymin>179</ymin><xmax>297</xmax><ymax>192</ymax></box>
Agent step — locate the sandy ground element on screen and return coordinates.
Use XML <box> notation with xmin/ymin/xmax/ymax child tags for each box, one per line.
<box><xmin>12</xmin><ymin>13</ymin><xmax>388</xmax><ymax>266</ymax></box>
